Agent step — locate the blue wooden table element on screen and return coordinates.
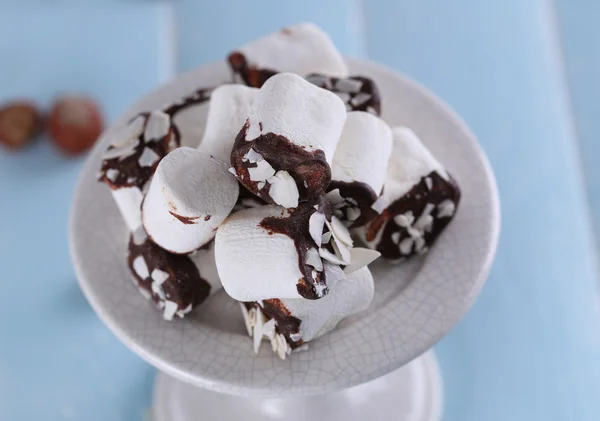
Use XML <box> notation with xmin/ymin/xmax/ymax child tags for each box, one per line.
<box><xmin>1</xmin><ymin>1</ymin><xmax>600</xmax><ymax>420</ymax></box>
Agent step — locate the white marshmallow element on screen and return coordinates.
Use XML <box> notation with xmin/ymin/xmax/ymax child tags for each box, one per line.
<box><xmin>111</xmin><ymin>186</ymin><xmax>144</xmax><ymax>231</ymax></box>
<box><xmin>142</xmin><ymin>147</ymin><xmax>239</xmax><ymax>254</ymax></box>
<box><xmin>215</xmin><ymin>205</ymin><xmax>306</xmax><ymax>301</ymax></box>
<box><xmin>235</xmin><ymin>22</ymin><xmax>348</xmax><ymax>78</ymax></box>
<box><xmin>244</xmin><ymin>73</ymin><xmax>347</xmax><ymax>163</ymax></box>
<box><xmin>282</xmin><ymin>265</ymin><xmax>374</xmax><ymax>342</ymax></box>
<box><xmin>383</xmin><ymin>127</ymin><xmax>448</xmax><ymax>202</ymax></box>
<box><xmin>198</xmin><ymin>85</ymin><xmax>258</xmax><ymax>161</ymax></box>
<box><xmin>241</xmin><ymin>265</ymin><xmax>374</xmax><ymax>356</ymax></box>
<box><xmin>331</xmin><ymin>112</ymin><xmax>393</xmax><ymax>194</ymax></box>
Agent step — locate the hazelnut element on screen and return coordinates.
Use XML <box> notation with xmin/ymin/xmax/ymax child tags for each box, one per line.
<box><xmin>0</xmin><ymin>101</ymin><xmax>42</xmax><ymax>150</ymax></box>
<box><xmin>48</xmin><ymin>95</ymin><xmax>104</xmax><ymax>155</ymax></box>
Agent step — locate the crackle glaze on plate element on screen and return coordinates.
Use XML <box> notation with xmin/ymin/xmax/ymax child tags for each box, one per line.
<box><xmin>70</xmin><ymin>59</ymin><xmax>500</xmax><ymax>397</ymax></box>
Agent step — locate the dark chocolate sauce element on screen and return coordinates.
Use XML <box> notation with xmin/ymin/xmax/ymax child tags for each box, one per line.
<box><xmin>327</xmin><ymin>180</ymin><xmax>379</xmax><ymax>228</ymax></box>
<box><xmin>163</xmin><ymin>87</ymin><xmax>214</xmax><ymax>117</ymax></box>
<box><xmin>231</xmin><ymin>121</ymin><xmax>331</xmax><ymax>204</ymax></box>
<box><xmin>228</xmin><ymin>52</ymin><xmax>279</xmax><ymax>88</ymax></box>
<box><xmin>259</xmin><ymin>198</ymin><xmax>331</xmax><ymax>300</ymax></box>
<box><xmin>168</xmin><ymin>211</ymin><xmax>200</xmax><ymax>225</ymax></box>
<box><xmin>306</xmin><ymin>74</ymin><xmax>382</xmax><ymax>115</ymax></box>
<box><xmin>366</xmin><ymin>171</ymin><xmax>461</xmax><ymax>259</ymax></box>
<box><xmin>128</xmin><ymin>233</ymin><xmax>212</xmax><ymax>315</ymax></box>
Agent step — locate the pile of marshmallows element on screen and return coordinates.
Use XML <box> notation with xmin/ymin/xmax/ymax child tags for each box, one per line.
<box><xmin>98</xmin><ymin>23</ymin><xmax>461</xmax><ymax>359</ymax></box>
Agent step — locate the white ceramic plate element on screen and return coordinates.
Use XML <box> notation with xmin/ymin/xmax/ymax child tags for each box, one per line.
<box><xmin>70</xmin><ymin>59</ymin><xmax>499</xmax><ymax>397</ymax></box>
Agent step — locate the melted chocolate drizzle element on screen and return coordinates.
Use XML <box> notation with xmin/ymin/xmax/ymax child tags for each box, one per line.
<box><xmin>259</xmin><ymin>198</ymin><xmax>332</xmax><ymax>299</ymax></box>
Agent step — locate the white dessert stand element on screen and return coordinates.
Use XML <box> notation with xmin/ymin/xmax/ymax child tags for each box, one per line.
<box><xmin>70</xmin><ymin>59</ymin><xmax>499</xmax><ymax>421</ymax></box>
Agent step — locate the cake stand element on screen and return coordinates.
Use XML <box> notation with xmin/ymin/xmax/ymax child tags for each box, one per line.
<box><xmin>70</xmin><ymin>59</ymin><xmax>500</xmax><ymax>421</ymax></box>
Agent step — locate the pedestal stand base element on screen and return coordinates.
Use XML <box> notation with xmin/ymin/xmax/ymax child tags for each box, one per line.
<box><xmin>152</xmin><ymin>351</ymin><xmax>443</xmax><ymax>421</ymax></box>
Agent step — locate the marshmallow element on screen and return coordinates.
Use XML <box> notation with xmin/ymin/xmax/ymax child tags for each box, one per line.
<box><xmin>306</xmin><ymin>74</ymin><xmax>381</xmax><ymax>115</ymax></box>
<box><xmin>230</xmin><ymin>73</ymin><xmax>346</xmax><ymax>207</ymax></box>
<box><xmin>241</xmin><ymin>265</ymin><xmax>374</xmax><ymax>358</ymax></box>
<box><xmin>328</xmin><ymin>112</ymin><xmax>393</xmax><ymax>228</ymax></box>
<box><xmin>98</xmin><ymin>111</ymin><xmax>178</xmax><ymax>231</ymax></box>
<box><xmin>228</xmin><ymin>22</ymin><xmax>348</xmax><ymax>88</ymax></box>
<box><xmin>142</xmin><ymin>147</ymin><xmax>239</xmax><ymax>254</ymax></box>
<box><xmin>359</xmin><ymin>127</ymin><xmax>461</xmax><ymax>260</ymax></box>
<box><xmin>127</xmin><ymin>227</ymin><xmax>221</xmax><ymax>321</ymax></box>
<box><xmin>198</xmin><ymin>84</ymin><xmax>258</xmax><ymax>161</ymax></box>
<box><xmin>215</xmin><ymin>199</ymin><xmax>378</xmax><ymax>301</ymax></box>
<box><xmin>164</xmin><ymin>87</ymin><xmax>214</xmax><ymax>148</ymax></box>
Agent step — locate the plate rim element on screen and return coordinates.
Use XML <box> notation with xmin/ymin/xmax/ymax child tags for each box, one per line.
<box><xmin>70</xmin><ymin>57</ymin><xmax>500</xmax><ymax>396</ymax></box>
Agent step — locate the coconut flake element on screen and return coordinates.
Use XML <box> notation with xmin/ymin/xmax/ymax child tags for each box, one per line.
<box><xmin>151</xmin><ymin>282</ymin><xmax>166</xmax><ymax>300</ymax></box>
<box><xmin>399</xmin><ymin>238</ymin><xmax>413</xmax><ymax>255</ymax></box>
<box><xmin>394</xmin><ymin>212</ymin><xmax>414</xmax><ymax>228</ymax></box>
<box><xmin>325</xmin><ymin>189</ymin><xmax>346</xmax><ymax>206</ymax></box>
<box><xmin>335</xmin><ymin>92</ymin><xmax>351</xmax><ymax>103</ymax></box>
<box><xmin>336</xmin><ymin>78</ymin><xmax>363</xmax><ymax>93</ymax></box>
<box><xmin>163</xmin><ymin>301</ymin><xmax>178</xmax><ymax>321</ymax></box>
<box><xmin>253</xmin><ymin>307</ymin><xmax>266</xmax><ymax>353</ymax></box>
<box><xmin>105</xmin><ymin>168</ymin><xmax>119</xmax><ymax>182</ymax></box>
<box><xmin>257</xmin><ymin>181</ymin><xmax>266</xmax><ymax>190</ymax></box>
<box><xmin>346</xmin><ymin>207</ymin><xmax>361</xmax><ymax>221</ymax></box>
<box><xmin>103</xmin><ymin>140</ymin><xmax>138</xmax><ymax>161</ymax></box>
<box><xmin>308</xmin><ymin>211</ymin><xmax>326</xmax><ymax>246</ymax></box>
<box><xmin>321</xmin><ymin>231</ymin><xmax>332</xmax><ymax>244</ymax></box>
<box><xmin>438</xmin><ymin>200</ymin><xmax>456</xmax><ymax>218</ymax></box>
<box><xmin>262</xmin><ymin>319</ymin><xmax>276</xmax><ymax>340</ymax></box>
<box><xmin>331</xmin><ymin>237</ymin><xmax>352</xmax><ymax>264</ymax></box>
<box><xmin>248</xmin><ymin>159</ymin><xmax>275</xmax><ymax>181</ymax></box>
<box><xmin>371</xmin><ymin>196</ymin><xmax>389</xmax><ymax>214</ymax></box>
<box><xmin>240</xmin><ymin>303</ymin><xmax>254</xmax><ymax>336</ymax></box>
<box><xmin>319</xmin><ymin>247</ymin><xmax>346</xmax><ymax>265</ymax></box>
<box><xmin>176</xmin><ymin>303</ymin><xmax>193</xmax><ymax>318</ymax></box>
<box><xmin>331</xmin><ymin>216</ymin><xmax>354</xmax><ymax>246</ymax></box>
<box><xmin>268</xmin><ymin>171</ymin><xmax>299</xmax><ymax>208</ymax></box>
<box><xmin>133</xmin><ymin>256</ymin><xmax>149</xmax><ymax>279</ymax></box>
<box><xmin>151</xmin><ymin>269</ymin><xmax>169</xmax><ymax>284</ymax></box>
<box><xmin>144</xmin><ymin>111</ymin><xmax>170</xmax><ymax>142</ymax></box>
<box><xmin>306</xmin><ymin>74</ymin><xmax>332</xmax><ymax>90</ymax></box>
<box><xmin>414</xmin><ymin>237</ymin><xmax>426</xmax><ymax>252</ymax></box>
<box><xmin>350</xmin><ymin>92</ymin><xmax>371</xmax><ymax>107</ymax></box>
<box><xmin>228</xmin><ymin>167</ymin><xmax>237</xmax><ymax>176</ymax></box>
<box><xmin>343</xmin><ymin>248</ymin><xmax>381</xmax><ymax>274</ymax></box>
<box><xmin>111</xmin><ymin>115</ymin><xmax>145</xmax><ymax>148</ymax></box>
<box><xmin>138</xmin><ymin>147</ymin><xmax>160</xmax><ymax>168</ymax></box>
<box><xmin>305</xmin><ymin>248</ymin><xmax>324</xmax><ymax>271</ymax></box>
<box><xmin>243</xmin><ymin>148</ymin><xmax>263</xmax><ymax>163</ymax></box>
<box><xmin>425</xmin><ymin>177</ymin><xmax>433</xmax><ymax>190</ymax></box>
<box><xmin>391</xmin><ymin>232</ymin><xmax>401</xmax><ymax>244</ymax></box>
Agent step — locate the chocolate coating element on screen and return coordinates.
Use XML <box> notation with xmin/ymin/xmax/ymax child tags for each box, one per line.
<box><xmin>366</xmin><ymin>171</ymin><xmax>461</xmax><ymax>260</ymax></box>
<box><xmin>98</xmin><ymin>112</ymin><xmax>177</xmax><ymax>190</ymax></box>
<box><xmin>228</xmin><ymin>52</ymin><xmax>279</xmax><ymax>88</ymax></box>
<box><xmin>128</xmin><ymin>232</ymin><xmax>212</xmax><ymax>317</ymax></box>
<box><xmin>327</xmin><ymin>180</ymin><xmax>379</xmax><ymax>228</ymax></box>
<box><xmin>260</xmin><ymin>198</ymin><xmax>332</xmax><ymax>300</ymax></box>
<box><xmin>244</xmin><ymin>300</ymin><xmax>303</xmax><ymax>349</ymax></box>
<box><xmin>231</xmin><ymin>121</ymin><xmax>331</xmax><ymax>204</ymax></box>
<box><xmin>306</xmin><ymin>74</ymin><xmax>381</xmax><ymax>115</ymax></box>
